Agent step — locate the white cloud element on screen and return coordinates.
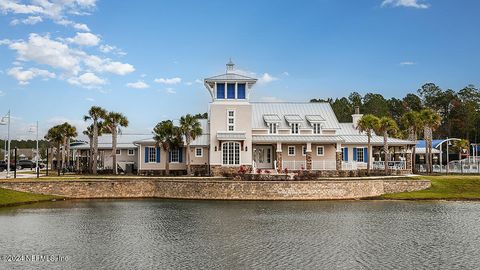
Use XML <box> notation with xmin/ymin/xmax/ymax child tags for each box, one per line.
<box><xmin>7</xmin><ymin>66</ymin><xmax>55</xmax><ymax>85</ymax></box>
<box><xmin>154</xmin><ymin>77</ymin><xmax>182</xmax><ymax>85</ymax></box>
<box><xmin>400</xmin><ymin>61</ymin><xmax>416</xmax><ymax>66</ymax></box>
<box><xmin>67</xmin><ymin>72</ymin><xmax>105</xmax><ymax>87</ymax></box>
<box><xmin>195</xmin><ymin>79</ymin><xmax>202</xmax><ymax>84</ymax></box>
<box><xmin>85</xmin><ymin>97</ymin><xmax>95</xmax><ymax>102</ymax></box>
<box><xmin>258</xmin><ymin>73</ymin><xmax>278</xmax><ymax>84</ymax></box>
<box><xmin>381</xmin><ymin>0</ymin><xmax>429</xmax><ymax>9</ymax></box>
<box><xmin>67</xmin><ymin>32</ymin><xmax>100</xmax><ymax>46</ymax></box>
<box><xmin>83</xmin><ymin>55</ymin><xmax>134</xmax><ymax>75</ymax></box>
<box><xmin>0</xmin><ymin>39</ymin><xmax>12</xmax><ymax>45</ymax></box>
<box><xmin>10</xmin><ymin>15</ymin><xmax>43</xmax><ymax>25</ymax></box>
<box><xmin>73</xmin><ymin>22</ymin><xmax>90</xmax><ymax>31</ymax></box>
<box><xmin>282</xmin><ymin>71</ymin><xmax>290</xmax><ymax>76</ymax></box>
<box><xmin>126</xmin><ymin>81</ymin><xmax>149</xmax><ymax>89</ymax></box>
<box><xmin>165</xmin><ymin>88</ymin><xmax>176</xmax><ymax>94</ymax></box>
<box><xmin>185</xmin><ymin>82</ymin><xmax>193</xmax><ymax>86</ymax></box>
<box><xmin>99</xmin><ymin>44</ymin><xmax>126</xmax><ymax>56</ymax></box>
<box><xmin>0</xmin><ymin>90</ymin><xmax>5</xmax><ymax>97</ymax></box>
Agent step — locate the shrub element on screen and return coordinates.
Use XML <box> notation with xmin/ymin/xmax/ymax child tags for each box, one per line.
<box><xmin>284</xmin><ymin>168</ymin><xmax>289</xmax><ymax>174</ymax></box>
<box><xmin>256</xmin><ymin>168</ymin><xmax>262</xmax><ymax>174</ymax></box>
<box><xmin>238</xmin><ymin>165</ymin><xmax>247</xmax><ymax>175</ymax></box>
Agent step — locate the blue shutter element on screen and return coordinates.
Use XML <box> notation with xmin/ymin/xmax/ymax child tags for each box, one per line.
<box><xmin>145</xmin><ymin>147</ymin><xmax>149</xmax><ymax>163</ymax></box>
<box><xmin>227</xmin><ymin>83</ymin><xmax>235</xmax><ymax>99</ymax></box>
<box><xmin>344</xmin><ymin>148</ymin><xmax>348</xmax><ymax>161</ymax></box>
<box><xmin>364</xmin><ymin>148</ymin><xmax>368</xmax><ymax>163</ymax></box>
<box><xmin>353</xmin><ymin>147</ymin><xmax>357</xmax><ymax>161</ymax></box>
<box><xmin>237</xmin><ymin>83</ymin><xmax>246</xmax><ymax>99</ymax></box>
<box><xmin>156</xmin><ymin>147</ymin><xmax>161</xmax><ymax>163</ymax></box>
<box><xmin>216</xmin><ymin>83</ymin><xmax>225</xmax><ymax>99</ymax></box>
<box><xmin>179</xmin><ymin>147</ymin><xmax>183</xmax><ymax>163</ymax></box>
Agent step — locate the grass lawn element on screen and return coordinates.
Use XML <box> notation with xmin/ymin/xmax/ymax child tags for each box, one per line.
<box><xmin>0</xmin><ymin>188</ymin><xmax>62</xmax><ymax>207</ymax></box>
<box><xmin>381</xmin><ymin>175</ymin><xmax>480</xmax><ymax>200</ymax></box>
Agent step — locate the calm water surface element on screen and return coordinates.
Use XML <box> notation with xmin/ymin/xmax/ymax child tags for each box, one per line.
<box><xmin>0</xmin><ymin>199</ymin><xmax>479</xmax><ymax>270</ymax></box>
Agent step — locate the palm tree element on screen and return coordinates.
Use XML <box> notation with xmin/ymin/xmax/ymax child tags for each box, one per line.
<box><xmin>153</xmin><ymin>120</ymin><xmax>181</xmax><ymax>175</ymax></box>
<box><xmin>420</xmin><ymin>109</ymin><xmax>441</xmax><ymax>173</ymax></box>
<box><xmin>179</xmin><ymin>114</ymin><xmax>203</xmax><ymax>175</ymax></box>
<box><xmin>401</xmin><ymin>111</ymin><xmax>423</xmax><ymax>173</ymax></box>
<box><xmin>104</xmin><ymin>112</ymin><xmax>129</xmax><ymax>174</ymax></box>
<box><xmin>375</xmin><ymin>116</ymin><xmax>398</xmax><ymax>173</ymax></box>
<box><xmin>45</xmin><ymin>125</ymin><xmax>63</xmax><ymax>174</ymax></box>
<box><xmin>59</xmin><ymin>122</ymin><xmax>77</xmax><ymax>172</ymax></box>
<box><xmin>84</xmin><ymin>106</ymin><xmax>107</xmax><ymax>174</ymax></box>
<box><xmin>357</xmin><ymin>114</ymin><xmax>380</xmax><ymax>175</ymax></box>
<box><xmin>453</xmin><ymin>139</ymin><xmax>469</xmax><ymax>162</ymax></box>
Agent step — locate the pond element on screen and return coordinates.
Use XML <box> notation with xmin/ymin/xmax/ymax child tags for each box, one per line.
<box><xmin>0</xmin><ymin>200</ymin><xmax>479</xmax><ymax>269</ymax></box>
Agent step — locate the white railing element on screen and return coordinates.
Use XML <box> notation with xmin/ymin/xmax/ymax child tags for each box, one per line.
<box><xmin>282</xmin><ymin>160</ymin><xmax>306</xmax><ymax>170</ymax></box>
<box><xmin>418</xmin><ymin>162</ymin><xmax>480</xmax><ymax>174</ymax></box>
<box><xmin>312</xmin><ymin>160</ymin><xmax>336</xmax><ymax>170</ymax></box>
<box><xmin>373</xmin><ymin>161</ymin><xmax>406</xmax><ymax>170</ymax></box>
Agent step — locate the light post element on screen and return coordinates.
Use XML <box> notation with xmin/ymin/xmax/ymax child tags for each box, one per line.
<box><xmin>0</xmin><ymin>111</ymin><xmax>11</xmax><ymax>178</ymax></box>
<box><xmin>28</xmin><ymin>121</ymin><xmax>39</xmax><ymax>178</ymax></box>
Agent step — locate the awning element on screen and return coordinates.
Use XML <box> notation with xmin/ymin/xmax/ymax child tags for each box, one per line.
<box><xmin>263</xmin><ymin>114</ymin><xmax>281</xmax><ymax>123</ymax></box>
<box><xmin>284</xmin><ymin>114</ymin><xmax>303</xmax><ymax>123</ymax></box>
<box><xmin>305</xmin><ymin>115</ymin><xmax>325</xmax><ymax>123</ymax></box>
<box><xmin>217</xmin><ymin>131</ymin><xmax>246</xmax><ymax>141</ymax></box>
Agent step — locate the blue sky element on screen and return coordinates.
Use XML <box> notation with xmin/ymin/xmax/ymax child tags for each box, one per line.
<box><xmin>0</xmin><ymin>0</ymin><xmax>479</xmax><ymax>139</ymax></box>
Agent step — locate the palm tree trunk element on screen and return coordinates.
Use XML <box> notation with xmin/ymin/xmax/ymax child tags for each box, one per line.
<box><xmin>92</xmin><ymin>120</ymin><xmax>98</xmax><ymax>175</ymax></box>
<box><xmin>66</xmin><ymin>137</ymin><xmax>70</xmax><ymax>167</ymax></box>
<box><xmin>367</xmin><ymin>134</ymin><xmax>371</xmax><ymax>175</ymax></box>
<box><xmin>186</xmin><ymin>140</ymin><xmax>191</xmax><ymax>175</ymax></box>
<box><xmin>56</xmin><ymin>143</ymin><xmax>61</xmax><ymax>175</ymax></box>
<box><xmin>62</xmin><ymin>137</ymin><xmax>66</xmax><ymax>172</ymax></box>
<box><xmin>384</xmin><ymin>131</ymin><xmax>388</xmax><ymax>174</ymax></box>
<box><xmin>165</xmin><ymin>146</ymin><xmax>170</xmax><ymax>175</ymax></box>
<box><xmin>88</xmin><ymin>136</ymin><xmax>93</xmax><ymax>174</ymax></box>
<box><xmin>112</xmin><ymin>127</ymin><xmax>118</xmax><ymax>175</ymax></box>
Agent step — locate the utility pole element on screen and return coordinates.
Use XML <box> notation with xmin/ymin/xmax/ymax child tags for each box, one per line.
<box><xmin>0</xmin><ymin>111</ymin><xmax>11</xmax><ymax>178</ymax></box>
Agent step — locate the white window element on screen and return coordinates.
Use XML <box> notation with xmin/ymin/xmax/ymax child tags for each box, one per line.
<box><xmin>316</xmin><ymin>146</ymin><xmax>324</xmax><ymax>156</ymax></box>
<box><xmin>195</xmin><ymin>147</ymin><xmax>203</xmax><ymax>157</ymax></box>
<box><xmin>128</xmin><ymin>149</ymin><xmax>134</xmax><ymax>156</ymax></box>
<box><xmin>222</xmin><ymin>142</ymin><xmax>240</xmax><ymax>165</ymax></box>
<box><xmin>291</xmin><ymin>123</ymin><xmax>299</xmax><ymax>134</ymax></box>
<box><xmin>313</xmin><ymin>123</ymin><xmax>322</xmax><ymax>134</ymax></box>
<box><xmin>227</xmin><ymin>110</ymin><xmax>235</xmax><ymax>131</ymax></box>
<box><xmin>288</xmin><ymin>146</ymin><xmax>295</xmax><ymax>156</ymax></box>
<box><xmin>116</xmin><ymin>149</ymin><xmax>121</xmax><ymax>155</ymax></box>
<box><xmin>268</xmin><ymin>123</ymin><xmax>277</xmax><ymax>134</ymax></box>
<box><xmin>357</xmin><ymin>148</ymin><xmax>364</xmax><ymax>162</ymax></box>
<box><xmin>171</xmin><ymin>149</ymin><xmax>179</xmax><ymax>163</ymax></box>
<box><xmin>148</xmin><ymin>147</ymin><xmax>156</xmax><ymax>163</ymax></box>
<box><xmin>302</xmin><ymin>146</ymin><xmax>306</xmax><ymax>156</ymax></box>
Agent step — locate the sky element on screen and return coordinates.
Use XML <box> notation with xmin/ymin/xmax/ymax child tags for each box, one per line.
<box><xmin>0</xmin><ymin>0</ymin><xmax>479</xmax><ymax>139</ymax></box>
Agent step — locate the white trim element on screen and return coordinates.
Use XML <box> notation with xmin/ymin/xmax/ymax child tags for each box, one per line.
<box><xmin>195</xmin><ymin>147</ymin><xmax>203</xmax><ymax>157</ymax></box>
<box><xmin>127</xmin><ymin>149</ymin><xmax>135</xmax><ymax>156</ymax></box>
<box><xmin>288</xmin><ymin>145</ymin><xmax>295</xmax><ymax>156</ymax></box>
<box><xmin>290</xmin><ymin>123</ymin><xmax>299</xmax><ymax>134</ymax></box>
<box><xmin>116</xmin><ymin>149</ymin><xmax>121</xmax><ymax>155</ymax></box>
<box><xmin>316</xmin><ymin>146</ymin><xmax>324</xmax><ymax>156</ymax></box>
<box><xmin>227</xmin><ymin>109</ymin><xmax>235</xmax><ymax>132</ymax></box>
<box><xmin>221</xmin><ymin>141</ymin><xmax>241</xmax><ymax>165</ymax></box>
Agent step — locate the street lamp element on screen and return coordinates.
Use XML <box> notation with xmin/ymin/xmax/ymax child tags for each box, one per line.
<box><xmin>0</xmin><ymin>111</ymin><xmax>11</xmax><ymax>178</ymax></box>
<box><xmin>28</xmin><ymin>121</ymin><xmax>39</xmax><ymax>178</ymax></box>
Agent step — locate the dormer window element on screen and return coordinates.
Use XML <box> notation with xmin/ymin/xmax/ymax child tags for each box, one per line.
<box><xmin>313</xmin><ymin>123</ymin><xmax>322</xmax><ymax>134</ymax></box>
<box><xmin>291</xmin><ymin>123</ymin><xmax>299</xmax><ymax>134</ymax></box>
<box><xmin>268</xmin><ymin>123</ymin><xmax>277</xmax><ymax>134</ymax></box>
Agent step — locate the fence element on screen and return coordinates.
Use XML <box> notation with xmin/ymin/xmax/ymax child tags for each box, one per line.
<box><xmin>373</xmin><ymin>161</ymin><xmax>406</xmax><ymax>170</ymax></box>
<box><xmin>312</xmin><ymin>160</ymin><xmax>336</xmax><ymax>170</ymax></box>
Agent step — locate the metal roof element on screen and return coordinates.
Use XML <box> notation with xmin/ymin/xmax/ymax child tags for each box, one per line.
<box><xmin>340</xmin><ymin>135</ymin><xmax>415</xmax><ymax>145</ymax></box>
<box><xmin>263</xmin><ymin>114</ymin><xmax>282</xmax><ymax>123</ymax></box>
<box><xmin>415</xmin><ymin>147</ymin><xmax>441</xmax><ymax>154</ymax></box>
<box><xmin>284</xmin><ymin>114</ymin><xmax>303</xmax><ymax>123</ymax></box>
<box><xmin>253</xmin><ymin>135</ymin><xmax>342</xmax><ymax>143</ymax></box>
<box><xmin>134</xmin><ymin>119</ymin><xmax>210</xmax><ymax>146</ymax></box>
<box><xmin>217</xmin><ymin>131</ymin><xmax>246</xmax><ymax>141</ymax></box>
<box><xmin>305</xmin><ymin>115</ymin><xmax>325</xmax><ymax>123</ymax></box>
<box><xmin>204</xmin><ymin>73</ymin><xmax>257</xmax><ymax>82</ymax></box>
<box><xmin>251</xmin><ymin>102</ymin><xmax>341</xmax><ymax>129</ymax></box>
<box><xmin>71</xmin><ymin>134</ymin><xmax>152</xmax><ymax>150</ymax></box>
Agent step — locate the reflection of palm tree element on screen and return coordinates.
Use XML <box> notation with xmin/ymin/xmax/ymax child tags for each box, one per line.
<box><xmin>84</xmin><ymin>106</ymin><xmax>107</xmax><ymax>174</ymax></box>
<box><xmin>375</xmin><ymin>117</ymin><xmax>398</xmax><ymax>173</ymax></box>
<box><xmin>179</xmin><ymin>114</ymin><xmax>202</xmax><ymax>175</ymax></box>
<box><xmin>153</xmin><ymin>120</ymin><xmax>181</xmax><ymax>175</ymax></box>
<box><xmin>104</xmin><ymin>112</ymin><xmax>129</xmax><ymax>174</ymax></box>
<box><xmin>357</xmin><ymin>114</ymin><xmax>379</xmax><ymax>175</ymax></box>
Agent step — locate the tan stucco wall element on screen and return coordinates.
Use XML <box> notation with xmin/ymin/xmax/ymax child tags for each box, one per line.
<box><xmin>188</xmin><ymin>146</ymin><xmax>209</xmax><ymax>165</ymax></box>
<box><xmin>138</xmin><ymin>145</ymin><xmax>187</xmax><ymax>171</ymax></box>
<box><xmin>101</xmin><ymin>149</ymin><xmax>138</xmax><ymax>169</ymax></box>
<box><xmin>209</xmin><ymin>102</ymin><xmax>252</xmax><ymax>166</ymax></box>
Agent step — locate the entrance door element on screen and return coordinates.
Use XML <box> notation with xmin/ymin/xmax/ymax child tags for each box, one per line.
<box><xmin>253</xmin><ymin>146</ymin><xmax>273</xmax><ymax>169</ymax></box>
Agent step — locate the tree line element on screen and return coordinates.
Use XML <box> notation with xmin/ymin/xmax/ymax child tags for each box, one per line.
<box><xmin>311</xmin><ymin>83</ymin><xmax>480</xmax><ymax>142</ymax></box>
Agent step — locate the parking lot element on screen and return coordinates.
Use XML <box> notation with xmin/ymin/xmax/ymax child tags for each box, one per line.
<box><xmin>0</xmin><ymin>168</ymin><xmax>46</xmax><ymax>179</ymax></box>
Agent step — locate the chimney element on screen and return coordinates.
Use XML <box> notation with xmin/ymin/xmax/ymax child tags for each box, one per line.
<box><xmin>352</xmin><ymin>106</ymin><xmax>363</xmax><ymax>129</ymax></box>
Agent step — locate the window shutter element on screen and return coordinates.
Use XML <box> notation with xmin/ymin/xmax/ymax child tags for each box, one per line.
<box><xmin>353</xmin><ymin>147</ymin><xmax>357</xmax><ymax>161</ymax></box>
<box><xmin>156</xmin><ymin>147</ymin><xmax>161</xmax><ymax>163</ymax></box>
<box><xmin>179</xmin><ymin>147</ymin><xmax>183</xmax><ymax>163</ymax></box>
<box><xmin>364</xmin><ymin>148</ymin><xmax>368</xmax><ymax>163</ymax></box>
<box><xmin>344</xmin><ymin>148</ymin><xmax>348</xmax><ymax>162</ymax></box>
<box><xmin>145</xmin><ymin>147</ymin><xmax>149</xmax><ymax>163</ymax></box>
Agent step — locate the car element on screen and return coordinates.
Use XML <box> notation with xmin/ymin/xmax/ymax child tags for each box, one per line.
<box><xmin>0</xmin><ymin>160</ymin><xmax>16</xmax><ymax>171</ymax></box>
<box><xmin>16</xmin><ymin>160</ymin><xmax>44</xmax><ymax>170</ymax></box>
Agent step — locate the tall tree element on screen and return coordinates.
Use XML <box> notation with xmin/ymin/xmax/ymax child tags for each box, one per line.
<box><xmin>357</xmin><ymin>114</ymin><xmax>380</xmax><ymax>175</ymax></box>
<box><xmin>453</xmin><ymin>139</ymin><xmax>470</xmax><ymax>161</ymax></box>
<box><xmin>153</xmin><ymin>120</ymin><xmax>181</xmax><ymax>175</ymax></box>
<box><xmin>59</xmin><ymin>122</ymin><xmax>77</xmax><ymax>172</ymax></box>
<box><xmin>44</xmin><ymin>125</ymin><xmax>63</xmax><ymax>173</ymax></box>
<box><xmin>84</xmin><ymin>106</ymin><xmax>107</xmax><ymax>174</ymax></box>
<box><xmin>402</xmin><ymin>93</ymin><xmax>422</xmax><ymax>111</ymax></box>
<box><xmin>420</xmin><ymin>109</ymin><xmax>441</xmax><ymax>173</ymax></box>
<box><xmin>104</xmin><ymin>112</ymin><xmax>129</xmax><ymax>174</ymax></box>
<box><xmin>363</xmin><ymin>93</ymin><xmax>389</xmax><ymax>117</ymax></box>
<box><xmin>375</xmin><ymin>117</ymin><xmax>398</xmax><ymax>173</ymax></box>
<box><xmin>401</xmin><ymin>111</ymin><xmax>423</xmax><ymax>173</ymax></box>
<box><xmin>179</xmin><ymin>114</ymin><xmax>203</xmax><ymax>175</ymax></box>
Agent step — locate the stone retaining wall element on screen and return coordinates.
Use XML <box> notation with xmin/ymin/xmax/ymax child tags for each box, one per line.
<box><xmin>0</xmin><ymin>178</ymin><xmax>430</xmax><ymax>200</ymax></box>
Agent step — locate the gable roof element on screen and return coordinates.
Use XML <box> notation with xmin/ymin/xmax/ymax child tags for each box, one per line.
<box><xmin>251</xmin><ymin>102</ymin><xmax>341</xmax><ymax>129</ymax></box>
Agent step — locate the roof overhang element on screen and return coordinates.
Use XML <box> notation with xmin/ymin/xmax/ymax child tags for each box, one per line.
<box><xmin>217</xmin><ymin>131</ymin><xmax>247</xmax><ymax>141</ymax></box>
<box><xmin>253</xmin><ymin>135</ymin><xmax>343</xmax><ymax>143</ymax></box>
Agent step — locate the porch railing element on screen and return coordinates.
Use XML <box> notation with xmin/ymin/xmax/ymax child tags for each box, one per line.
<box><xmin>282</xmin><ymin>160</ymin><xmax>306</xmax><ymax>171</ymax></box>
<box><xmin>373</xmin><ymin>161</ymin><xmax>406</xmax><ymax>170</ymax></box>
<box><xmin>312</xmin><ymin>160</ymin><xmax>336</xmax><ymax>170</ymax></box>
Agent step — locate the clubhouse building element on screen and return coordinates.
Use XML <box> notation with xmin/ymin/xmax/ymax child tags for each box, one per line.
<box><xmin>73</xmin><ymin>61</ymin><xmax>416</xmax><ymax>175</ymax></box>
